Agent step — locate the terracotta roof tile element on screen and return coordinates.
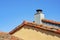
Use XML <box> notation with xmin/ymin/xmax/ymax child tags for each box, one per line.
<box><xmin>9</xmin><ymin>21</ymin><xmax>60</xmax><ymax>35</ymax></box>
<box><xmin>42</xmin><ymin>19</ymin><xmax>60</xmax><ymax>25</ymax></box>
<box><xmin>0</xmin><ymin>32</ymin><xmax>23</xmax><ymax>40</ymax></box>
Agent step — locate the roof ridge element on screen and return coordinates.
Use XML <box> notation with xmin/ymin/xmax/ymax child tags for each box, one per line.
<box><xmin>42</xmin><ymin>19</ymin><xmax>60</xmax><ymax>24</ymax></box>
<box><xmin>9</xmin><ymin>21</ymin><xmax>60</xmax><ymax>34</ymax></box>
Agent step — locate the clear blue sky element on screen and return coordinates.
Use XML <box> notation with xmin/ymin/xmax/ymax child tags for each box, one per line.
<box><xmin>0</xmin><ymin>0</ymin><xmax>60</xmax><ymax>32</ymax></box>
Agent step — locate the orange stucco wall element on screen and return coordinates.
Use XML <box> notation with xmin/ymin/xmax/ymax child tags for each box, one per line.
<box><xmin>12</xmin><ymin>26</ymin><xmax>60</xmax><ymax>40</ymax></box>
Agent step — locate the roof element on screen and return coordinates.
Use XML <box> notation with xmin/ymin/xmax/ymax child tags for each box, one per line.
<box><xmin>42</xmin><ymin>19</ymin><xmax>60</xmax><ymax>25</ymax></box>
<box><xmin>9</xmin><ymin>21</ymin><xmax>60</xmax><ymax>35</ymax></box>
<box><xmin>0</xmin><ymin>32</ymin><xmax>23</xmax><ymax>40</ymax></box>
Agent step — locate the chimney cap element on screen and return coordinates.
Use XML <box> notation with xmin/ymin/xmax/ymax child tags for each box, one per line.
<box><xmin>36</xmin><ymin>9</ymin><xmax>42</xmax><ymax>12</ymax></box>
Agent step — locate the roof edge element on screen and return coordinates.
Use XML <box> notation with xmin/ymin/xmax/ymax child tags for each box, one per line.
<box><xmin>9</xmin><ymin>20</ymin><xmax>60</xmax><ymax>35</ymax></box>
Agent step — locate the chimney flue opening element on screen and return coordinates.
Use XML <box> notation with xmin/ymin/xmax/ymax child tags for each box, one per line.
<box><xmin>36</xmin><ymin>9</ymin><xmax>42</xmax><ymax>12</ymax></box>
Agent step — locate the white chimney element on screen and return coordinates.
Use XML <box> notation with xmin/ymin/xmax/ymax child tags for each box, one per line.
<box><xmin>34</xmin><ymin>9</ymin><xmax>45</xmax><ymax>24</ymax></box>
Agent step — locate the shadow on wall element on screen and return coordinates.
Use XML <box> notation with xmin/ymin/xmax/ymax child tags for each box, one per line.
<box><xmin>24</xmin><ymin>25</ymin><xmax>60</xmax><ymax>38</ymax></box>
